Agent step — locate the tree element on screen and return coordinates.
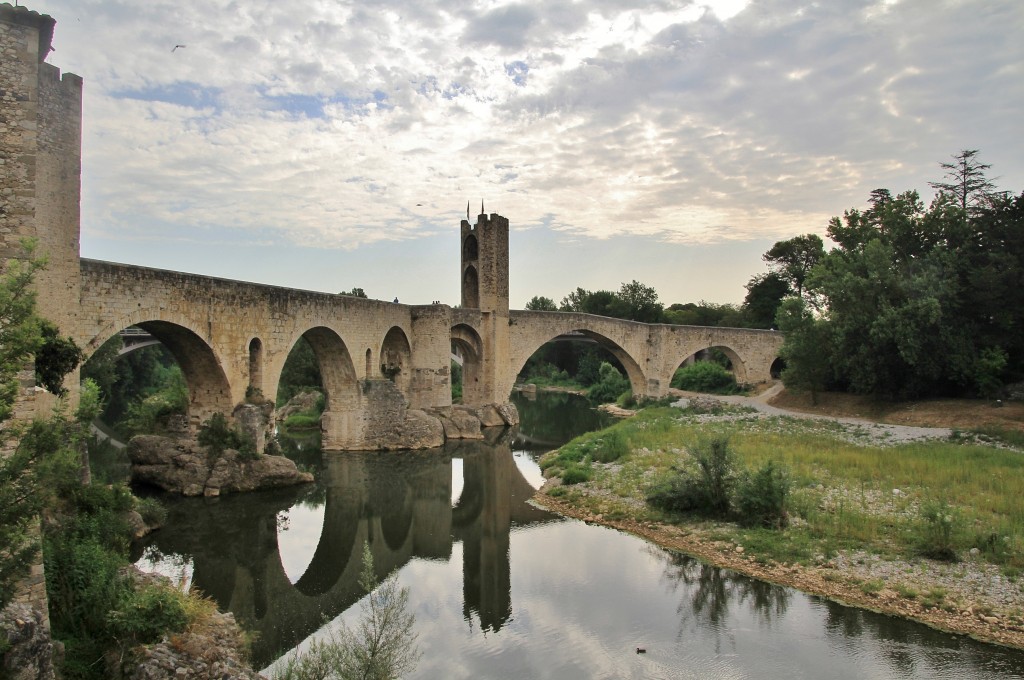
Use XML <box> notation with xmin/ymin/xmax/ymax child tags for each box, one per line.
<box><xmin>340</xmin><ymin>287</ymin><xmax>368</xmax><ymax>298</ymax></box>
<box><xmin>775</xmin><ymin>298</ymin><xmax>833</xmax><ymax>404</ymax></box>
<box><xmin>742</xmin><ymin>272</ymin><xmax>791</xmax><ymax>329</ymax></box>
<box><xmin>524</xmin><ymin>295</ymin><xmax>557</xmax><ymax>311</ymax></box>
<box><xmin>928</xmin><ymin>149</ymin><xmax>999</xmax><ymax>214</ymax></box>
<box><xmin>763</xmin><ymin>234</ymin><xmax>825</xmax><ymax>299</ymax></box>
<box><xmin>613</xmin><ymin>280</ymin><xmax>664</xmax><ymax>323</ymax></box>
<box><xmin>273</xmin><ymin>542</ymin><xmax>420</xmax><ymax>680</ymax></box>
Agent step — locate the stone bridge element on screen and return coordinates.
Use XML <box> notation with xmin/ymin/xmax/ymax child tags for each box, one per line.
<box><xmin>3</xmin><ymin>7</ymin><xmax>785</xmax><ymax>451</ymax></box>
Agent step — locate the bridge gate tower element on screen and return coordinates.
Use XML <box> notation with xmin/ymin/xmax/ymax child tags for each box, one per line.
<box><xmin>460</xmin><ymin>206</ymin><xmax>511</xmax><ymax>404</ymax></box>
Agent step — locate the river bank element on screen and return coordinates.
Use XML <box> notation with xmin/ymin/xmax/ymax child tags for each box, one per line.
<box><xmin>534</xmin><ymin>386</ymin><xmax>1024</xmax><ymax>650</ymax></box>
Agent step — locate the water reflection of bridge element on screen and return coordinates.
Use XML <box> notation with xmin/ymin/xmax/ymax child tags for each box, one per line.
<box><xmin>140</xmin><ymin>436</ymin><xmax>557</xmax><ymax>666</ymax></box>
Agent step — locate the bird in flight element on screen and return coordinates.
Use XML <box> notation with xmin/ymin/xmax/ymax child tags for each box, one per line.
<box><xmin>172</xmin><ymin>44</ymin><xmax>186</xmax><ymax>52</ymax></box>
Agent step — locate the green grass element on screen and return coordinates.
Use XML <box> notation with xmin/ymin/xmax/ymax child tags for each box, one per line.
<box><xmin>539</xmin><ymin>406</ymin><xmax>1024</xmax><ymax>570</ymax></box>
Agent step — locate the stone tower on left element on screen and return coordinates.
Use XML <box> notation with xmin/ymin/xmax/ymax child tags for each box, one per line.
<box><xmin>0</xmin><ymin>3</ymin><xmax>83</xmax><ymax>408</ymax></box>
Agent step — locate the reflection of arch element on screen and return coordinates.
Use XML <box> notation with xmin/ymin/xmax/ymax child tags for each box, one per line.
<box><xmin>462</xmin><ymin>266</ymin><xmax>479</xmax><ymax>309</ymax></box>
<box><xmin>298</xmin><ymin>327</ymin><xmax>358</xmax><ymax>410</ymax></box>
<box><xmin>451</xmin><ymin>324</ymin><xmax>484</xmax><ymax>405</ymax></box>
<box><xmin>463</xmin><ymin>234</ymin><xmax>478</xmax><ymax>261</ymax></box>
<box><xmin>379</xmin><ymin>327</ymin><xmax>412</xmax><ymax>396</ymax></box>
<box><xmin>105</xmin><ymin>320</ymin><xmax>233</xmax><ymax>427</ymax></box>
<box><xmin>510</xmin><ymin>329</ymin><xmax>647</xmax><ymax>401</ymax></box>
<box><xmin>248</xmin><ymin>338</ymin><xmax>263</xmax><ymax>394</ymax></box>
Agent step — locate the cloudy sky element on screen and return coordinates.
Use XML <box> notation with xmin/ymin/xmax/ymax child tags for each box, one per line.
<box><xmin>37</xmin><ymin>0</ymin><xmax>1024</xmax><ymax>306</ymax></box>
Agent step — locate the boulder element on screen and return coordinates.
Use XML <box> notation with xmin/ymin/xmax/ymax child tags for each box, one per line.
<box><xmin>437</xmin><ymin>407</ymin><xmax>484</xmax><ymax>440</ymax></box>
<box><xmin>0</xmin><ymin>602</ymin><xmax>54</xmax><ymax>680</ymax></box>
<box><xmin>128</xmin><ymin>435</ymin><xmax>313</xmax><ymax>497</ymax></box>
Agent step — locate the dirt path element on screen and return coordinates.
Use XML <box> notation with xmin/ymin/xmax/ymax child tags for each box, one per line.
<box><xmin>670</xmin><ymin>382</ymin><xmax>956</xmax><ymax>446</ymax></box>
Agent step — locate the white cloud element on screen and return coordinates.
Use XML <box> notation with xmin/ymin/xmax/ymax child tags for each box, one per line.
<box><xmin>40</xmin><ymin>0</ymin><xmax>1024</xmax><ymax>300</ymax></box>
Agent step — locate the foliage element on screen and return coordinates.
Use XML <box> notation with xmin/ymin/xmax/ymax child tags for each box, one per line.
<box><xmin>272</xmin><ymin>542</ymin><xmax>420</xmax><ymax>680</ymax></box>
<box><xmin>928</xmin><ymin>149</ymin><xmax>1000</xmax><ymax>214</ymax></box>
<box><xmin>524</xmin><ymin>295</ymin><xmax>557</xmax><ymax>311</ymax></box>
<box><xmin>558</xmin><ymin>280</ymin><xmax>663</xmax><ymax>322</ymax></box>
<box><xmin>763</xmin><ymin>234</ymin><xmax>825</xmax><ymax>300</ymax></box>
<box><xmin>775</xmin><ymin>298</ymin><xmax>833</xmax><ymax>404</ymax></box>
<box><xmin>134</xmin><ymin>496</ymin><xmax>167</xmax><ymax>526</ymax></box>
<box><xmin>197</xmin><ymin>412</ymin><xmax>258</xmax><ymax>459</ymax></box>
<box><xmin>671</xmin><ymin>361</ymin><xmax>739</xmax><ymax>394</ymax></box>
<box><xmin>914</xmin><ymin>499</ymin><xmax>964</xmax><ymax>562</ymax></box>
<box><xmin>450</xmin><ymin>360</ymin><xmax>462</xmax><ymax>402</ymax></box>
<box><xmin>778</xmin><ymin>153</ymin><xmax>1023</xmax><ymax>400</ymax></box>
<box><xmin>118</xmin><ymin>365</ymin><xmax>189</xmax><ymax>437</ymax></box>
<box><xmin>34</xmin><ymin>320</ymin><xmax>84</xmax><ymax>397</ymax></box>
<box><xmin>742</xmin><ymin>272</ymin><xmax>791</xmax><ymax>329</ymax></box>
<box><xmin>646</xmin><ymin>435</ymin><xmax>737</xmax><ymax>517</ymax></box>
<box><xmin>663</xmin><ymin>301</ymin><xmax>746</xmax><ymax>327</ymax></box>
<box><xmin>340</xmin><ymin>287</ymin><xmax>368</xmax><ymax>298</ymax></box>
<box><xmin>0</xmin><ymin>242</ymin><xmax>88</xmax><ymax>610</ymax></box>
<box><xmin>45</xmin><ymin>481</ymin><xmax>192</xmax><ymax>678</ymax></box>
<box><xmin>734</xmin><ymin>460</ymin><xmax>791</xmax><ymax>528</ymax></box>
<box><xmin>587</xmin><ymin>362</ymin><xmax>629</xmax><ymax>405</ymax></box>
<box><xmin>278</xmin><ymin>336</ymin><xmax>324</xmax><ymax>406</ymax></box>
<box><xmin>0</xmin><ymin>241</ymin><xmax>45</xmax><ymax>424</ymax></box>
<box><xmin>284</xmin><ymin>413</ymin><xmax>321</xmax><ymax>430</ymax></box>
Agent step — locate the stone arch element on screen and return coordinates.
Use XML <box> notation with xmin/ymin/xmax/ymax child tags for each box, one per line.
<box><xmin>87</xmin><ymin>318</ymin><xmax>233</xmax><ymax>428</ymax></box>
<box><xmin>670</xmin><ymin>345</ymin><xmax>749</xmax><ymax>386</ymax></box>
<box><xmin>451</xmin><ymin>324</ymin><xmax>484</xmax><ymax>405</ymax></box>
<box><xmin>364</xmin><ymin>348</ymin><xmax>373</xmax><ymax>378</ymax></box>
<box><xmin>770</xmin><ymin>356</ymin><xmax>785</xmax><ymax>379</ymax></box>
<box><xmin>462</xmin><ymin>266</ymin><xmax>479</xmax><ymax>309</ymax></box>
<box><xmin>294</xmin><ymin>327</ymin><xmax>359</xmax><ymax>411</ymax></box>
<box><xmin>379</xmin><ymin>327</ymin><xmax>412</xmax><ymax>396</ymax></box>
<box><xmin>506</xmin><ymin>328</ymin><xmax>647</xmax><ymax>401</ymax></box>
<box><xmin>248</xmin><ymin>337</ymin><xmax>263</xmax><ymax>396</ymax></box>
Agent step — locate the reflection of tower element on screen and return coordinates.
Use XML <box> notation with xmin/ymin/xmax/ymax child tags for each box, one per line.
<box><xmin>455</xmin><ymin>442</ymin><xmax>513</xmax><ymax>632</ymax></box>
<box><xmin>460</xmin><ymin>208</ymin><xmax>511</xmax><ymax>404</ymax></box>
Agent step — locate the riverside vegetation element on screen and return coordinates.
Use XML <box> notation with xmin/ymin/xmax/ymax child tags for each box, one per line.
<box><xmin>537</xmin><ymin>397</ymin><xmax>1024</xmax><ymax>648</ymax></box>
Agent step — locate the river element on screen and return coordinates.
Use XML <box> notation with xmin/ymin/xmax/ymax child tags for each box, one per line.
<box><xmin>127</xmin><ymin>392</ymin><xmax>1024</xmax><ymax>678</ymax></box>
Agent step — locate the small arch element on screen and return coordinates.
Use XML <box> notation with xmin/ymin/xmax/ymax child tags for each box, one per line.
<box><xmin>451</xmin><ymin>324</ymin><xmax>484</xmax><ymax>405</ymax></box>
<box><xmin>670</xmin><ymin>345</ymin><xmax>749</xmax><ymax>390</ymax></box>
<box><xmin>365</xmin><ymin>348</ymin><xmax>373</xmax><ymax>378</ymax></box>
<box><xmin>462</xmin><ymin>266</ymin><xmax>479</xmax><ymax>309</ymax></box>
<box><xmin>463</xmin><ymin>233</ymin><xmax>479</xmax><ymax>261</ymax></box>
<box><xmin>380</xmin><ymin>327</ymin><xmax>413</xmax><ymax>396</ymax></box>
<box><xmin>770</xmin><ymin>357</ymin><xmax>785</xmax><ymax>379</ymax></box>
<box><xmin>248</xmin><ymin>338</ymin><xmax>263</xmax><ymax>396</ymax></box>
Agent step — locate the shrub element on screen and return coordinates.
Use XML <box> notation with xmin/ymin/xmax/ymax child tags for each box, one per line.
<box><xmin>915</xmin><ymin>499</ymin><xmax>964</xmax><ymax>562</ymax></box>
<box><xmin>645</xmin><ymin>435</ymin><xmax>737</xmax><ymax>516</ymax></box>
<box><xmin>108</xmin><ymin>583</ymin><xmax>189</xmax><ymax>646</ymax></box>
<box><xmin>593</xmin><ymin>429</ymin><xmax>630</xmax><ymax>463</ymax></box>
<box><xmin>587</xmin><ymin>362</ymin><xmax>630</xmax><ymax>404</ymax></box>
<box><xmin>671</xmin><ymin>361</ymin><xmax>739</xmax><ymax>394</ymax></box>
<box><xmin>135</xmin><ymin>496</ymin><xmax>167</xmax><ymax>526</ymax></box>
<box><xmin>561</xmin><ymin>465</ymin><xmax>593</xmax><ymax>485</ymax></box>
<box><xmin>734</xmin><ymin>460</ymin><xmax>791</xmax><ymax>528</ymax></box>
<box><xmin>197</xmin><ymin>412</ymin><xmax>258</xmax><ymax>459</ymax></box>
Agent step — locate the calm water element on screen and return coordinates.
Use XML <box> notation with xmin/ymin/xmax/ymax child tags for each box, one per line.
<box><xmin>129</xmin><ymin>392</ymin><xmax>1024</xmax><ymax>679</ymax></box>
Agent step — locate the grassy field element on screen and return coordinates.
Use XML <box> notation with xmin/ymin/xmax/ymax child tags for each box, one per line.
<box><xmin>540</xmin><ymin>403</ymin><xmax>1024</xmax><ymax>573</ymax></box>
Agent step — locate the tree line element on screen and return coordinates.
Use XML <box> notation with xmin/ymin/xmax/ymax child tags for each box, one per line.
<box><xmin>524</xmin><ymin>150</ymin><xmax>1023</xmax><ymax>403</ymax></box>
